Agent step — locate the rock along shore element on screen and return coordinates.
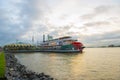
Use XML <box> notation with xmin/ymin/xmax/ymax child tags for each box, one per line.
<box><xmin>5</xmin><ymin>53</ymin><xmax>55</xmax><ymax>80</ymax></box>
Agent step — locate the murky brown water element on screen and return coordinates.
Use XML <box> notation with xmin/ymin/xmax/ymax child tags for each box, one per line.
<box><xmin>15</xmin><ymin>48</ymin><xmax>120</xmax><ymax>80</ymax></box>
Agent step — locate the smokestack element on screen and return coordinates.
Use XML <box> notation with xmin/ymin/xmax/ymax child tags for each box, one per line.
<box><xmin>43</xmin><ymin>35</ymin><xmax>45</xmax><ymax>42</ymax></box>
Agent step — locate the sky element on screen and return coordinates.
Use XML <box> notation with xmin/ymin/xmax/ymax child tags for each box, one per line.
<box><xmin>0</xmin><ymin>0</ymin><xmax>120</xmax><ymax>47</ymax></box>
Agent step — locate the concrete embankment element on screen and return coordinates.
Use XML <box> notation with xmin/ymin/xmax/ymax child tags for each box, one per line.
<box><xmin>5</xmin><ymin>53</ymin><xmax>55</xmax><ymax>80</ymax></box>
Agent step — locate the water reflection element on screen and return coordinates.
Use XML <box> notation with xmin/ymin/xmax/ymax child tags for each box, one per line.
<box><xmin>15</xmin><ymin>48</ymin><xmax>120</xmax><ymax>80</ymax></box>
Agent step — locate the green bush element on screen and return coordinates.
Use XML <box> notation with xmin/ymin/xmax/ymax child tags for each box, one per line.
<box><xmin>0</xmin><ymin>52</ymin><xmax>6</xmax><ymax>78</ymax></box>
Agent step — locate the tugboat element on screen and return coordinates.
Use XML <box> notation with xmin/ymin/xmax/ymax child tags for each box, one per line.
<box><xmin>37</xmin><ymin>35</ymin><xmax>85</xmax><ymax>53</ymax></box>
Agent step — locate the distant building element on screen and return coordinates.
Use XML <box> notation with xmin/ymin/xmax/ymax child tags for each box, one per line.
<box><xmin>108</xmin><ymin>44</ymin><xmax>115</xmax><ymax>47</ymax></box>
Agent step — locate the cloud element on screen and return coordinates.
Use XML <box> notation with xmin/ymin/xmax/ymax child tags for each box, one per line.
<box><xmin>84</xmin><ymin>21</ymin><xmax>110</xmax><ymax>27</ymax></box>
<box><xmin>78</xmin><ymin>5</ymin><xmax>120</xmax><ymax>36</ymax></box>
<box><xmin>81</xmin><ymin>5</ymin><xmax>120</xmax><ymax>20</ymax></box>
<box><xmin>0</xmin><ymin>0</ymin><xmax>120</xmax><ymax>47</ymax></box>
<box><xmin>81</xmin><ymin>30</ymin><xmax>120</xmax><ymax>46</ymax></box>
<box><xmin>0</xmin><ymin>0</ymin><xmax>34</xmax><ymax>45</ymax></box>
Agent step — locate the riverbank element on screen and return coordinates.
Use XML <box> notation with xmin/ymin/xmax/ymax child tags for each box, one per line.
<box><xmin>0</xmin><ymin>52</ymin><xmax>6</xmax><ymax>78</ymax></box>
<box><xmin>5</xmin><ymin>52</ymin><xmax>55</xmax><ymax>80</ymax></box>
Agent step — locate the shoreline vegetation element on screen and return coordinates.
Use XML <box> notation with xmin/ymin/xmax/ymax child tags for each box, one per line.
<box><xmin>86</xmin><ymin>44</ymin><xmax>120</xmax><ymax>48</ymax></box>
<box><xmin>0</xmin><ymin>52</ymin><xmax>6</xmax><ymax>79</ymax></box>
<box><xmin>86</xmin><ymin>46</ymin><xmax>120</xmax><ymax>48</ymax></box>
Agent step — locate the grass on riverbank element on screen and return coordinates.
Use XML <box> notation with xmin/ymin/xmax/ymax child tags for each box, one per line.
<box><xmin>0</xmin><ymin>52</ymin><xmax>6</xmax><ymax>78</ymax></box>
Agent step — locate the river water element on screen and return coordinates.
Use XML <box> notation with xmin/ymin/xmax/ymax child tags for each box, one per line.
<box><xmin>15</xmin><ymin>48</ymin><xmax>120</xmax><ymax>80</ymax></box>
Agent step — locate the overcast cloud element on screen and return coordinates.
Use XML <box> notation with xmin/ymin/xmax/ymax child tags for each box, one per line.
<box><xmin>0</xmin><ymin>0</ymin><xmax>120</xmax><ymax>47</ymax></box>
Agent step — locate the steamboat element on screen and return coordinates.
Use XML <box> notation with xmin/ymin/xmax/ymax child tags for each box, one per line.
<box><xmin>37</xmin><ymin>35</ymin><xmax>85</xmax><ymax>53</ymax></box>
